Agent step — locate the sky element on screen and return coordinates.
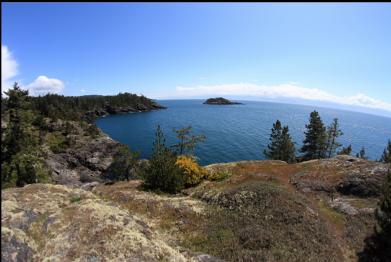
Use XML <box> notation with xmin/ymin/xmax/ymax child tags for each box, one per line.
<box><xmin>2</xmin><ymin>3</ymin><xmax>391</xmax><ymax>116</ymax></box>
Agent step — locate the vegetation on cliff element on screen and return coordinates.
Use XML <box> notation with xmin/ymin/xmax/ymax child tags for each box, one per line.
<box><xmin>1</xmin><ymin>83</ymin><xmax>165</xmax><ymax>189</ymax></box>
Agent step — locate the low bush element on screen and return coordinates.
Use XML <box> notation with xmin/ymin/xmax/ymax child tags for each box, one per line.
<box><xmin>176</xmin><ymin>155</ymin><xmax>207</xmax><ymax>187</ymax></box>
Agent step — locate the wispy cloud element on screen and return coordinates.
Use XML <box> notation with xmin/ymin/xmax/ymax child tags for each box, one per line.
<box><xmin>25</xmin><ymin>75</ymin><xmax>65</xmax><ymax>96</ymax></box>
<box><xmin>175</xmin><ymin>83</ymin><xmax>391</xmax><ymax>112</ymax></box>
<box><xmin>1</xmin><ymin>45</ymin><xmax>19</xmax><ymax>92</ymax></box>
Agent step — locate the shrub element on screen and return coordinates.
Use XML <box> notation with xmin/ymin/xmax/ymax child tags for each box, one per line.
<box><xmin>47</xmin><ymin>132</ymin><xmax>68</xmax><ymax>153</ymax></box>
<box><xmin>143</xmin><ymin>125</ymin><xmax>184</xmax><ymax>193</ymax></box>
<box><xmin>2</xmin><ymin>151</ymin><xmax>52</xmax><ymax>188</ymax></box>
<box><xmin>104</xmin><ymin>145</ymin><xmax>140</xmax><ymax>181</ymax></box>
<box><xmin>205</xmin><ymin>170</ymin><xmax>230</xmax><ymax>182</ymax></box>
<box><xmin>176</xmin><ymin>155</ymin><xmax>207</xmax><ymax>187</ymax></box>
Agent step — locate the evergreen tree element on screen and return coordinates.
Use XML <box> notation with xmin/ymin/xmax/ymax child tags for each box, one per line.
<box><xmin>380</xmin><ymin>140</ymin><xmax>391</xmax><ymax>163</ymax></box>
<box><xmin>264</xmin><ymin>120</ymin><xmax>296</xmax><ymax>163</ymax></box>
<box><xmin>357</xmin><ymin>147</ymin><xmax>367</xmax><ymax>159</ymax></box>
<box><xmin>326</xmin><ymin>118</ymin><xmax>343</xmax><ymax>158</ymax></box>
<box><xmin>264</xmin><ymin>120</ymin><xmax>283</xmax><ymax>160</ymax></box>
<box><xmin>300</xmin><ymin>111</ymin><xmax>327</xmax><ymax>160</ymax></box>
<box><xmin>337</xmin><ymin>144</ymin><xmax>352</xmax><ymax>155</ymax></box>
<box><xmin>2</xmin><ymin>83</ymin><xmax>30</xmax><ymax>161</ymax></box>
<box><xmin>279</xmin><ymin>126</ymin><xmax>297</xmax><ymax>163</ymax></box>
<box><xmin>358</xmin><ymin>169</ymin><xmax>391</xmax><ymax>261</ymax></box>
<box><xmin>171</xmin><ymin>125</ymin><xmax>206</xmax><ymax>155</ymax></box>
<box><xmin>143</xmin><ymin>125</ymin><xmax>184</xmax><ymax>193</ymax></box>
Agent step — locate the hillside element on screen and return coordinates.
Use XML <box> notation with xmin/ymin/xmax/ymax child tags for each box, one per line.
<box><xmin>2</xmin><ymin>156</ymin><xmax>388</xmax><ymax>261</ymax></box>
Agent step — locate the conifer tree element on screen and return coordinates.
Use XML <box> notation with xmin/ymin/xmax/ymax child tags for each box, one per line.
<box><xmin>264</xmin><ymin>120</ymin><xmax>283</xmax><ymax>160</ymax></box>
<box><xmin>326</xmin><ymin>118</ymin><xmax>343</xmax><ymax>158</ymax></box>
<box><xmin>300</xmin><ymin>111</ymin><xmax>327</xmax><ymax>160</ymax></box>
<box><xmin>358</xmin><ymin>169</ymin><xmax>391</xmax><ymax>261</ymax></box>
<box><xmin>264</xmin><ymin>120</ymin><xmax>296</xmax><ymax>163</ymax></box>
<box><xmin>337</xmin><ymin>144</ymin><xmax>352</xmax><ymax>155</ymax></box>
<box><xmin>357</xmin><ymin>147</ymin><xmax>367</xmax><ymax>159</ymax></box>
<box><xmin>380</xmin><ymin>140</ymin><xmax>391</xmax><ymax>163</ymax></box>
<box><xmin>171</xmin><ymin>125</ymin><xmax>206</xmax><ymax>155</ymax></box>
<box><xmin>143</xmin><ymin>125</ymin><xmax>184</xmax><ymax>193</ymax></box>
<box><xmin>279</xmin><ymin>126</ymin><xmax>297</xmax><ymax>163</ymax></box>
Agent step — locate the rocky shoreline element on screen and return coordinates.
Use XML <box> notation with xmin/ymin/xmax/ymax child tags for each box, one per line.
<box><xmin>83</xmin><ymin>102</ymin><xmax>166</xmax><ymax>120</ymax></box>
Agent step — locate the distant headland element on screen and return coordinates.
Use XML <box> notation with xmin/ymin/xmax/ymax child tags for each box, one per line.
<box><xmin>203</xmin><ymin>97</ymin><xmax>243</xmax><ymax>105</ymax></box>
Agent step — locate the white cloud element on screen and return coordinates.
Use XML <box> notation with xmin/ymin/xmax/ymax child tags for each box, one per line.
<box><xmin>1</xmin><ymin>45</ymin><xmax>19</xmax><ymax>92</ymax></box>
<box><xmin>175</xmin><ymin>83</ymin><xmax>391</xmax><ymax>112</ymax></box>
<box><xmin>25</xmin><ymin>75</ymin><xmax>65</xmax><ymax>96</ymax></box>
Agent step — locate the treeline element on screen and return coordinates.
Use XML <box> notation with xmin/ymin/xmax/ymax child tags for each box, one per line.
<box><xmin>1</xmin><ymin>83</ymin><xmax>161</xmax><ymax>122</ymax></box>
<box><xmin>264</xmin><ymin>110</ymin><xmax>391</xmax><ymax>163</ymax></box>
<box><xmin>0</xmin><ymin>83</ymin><xmax>162</xmax><ymax>188</ymax></box>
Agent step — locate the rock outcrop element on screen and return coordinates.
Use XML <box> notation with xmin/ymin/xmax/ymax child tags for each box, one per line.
<box><xmin>43</xmin><ymin>120</ymin><xmax>121</xmax><ymax>186</ymax></box>
<box><xmin>1</xmin><ymin>184</ymin><xmax>190</xmax><ymax>261</ymax></box>
<box><xmin>1</xmin><ymin>156</ymin><xmax>388</xmax><ymax>261</ymax></box>
<box><xmin>203</xmin><ymin>97</ymin><xmax>242</xmax><ymax>105</ymax></box>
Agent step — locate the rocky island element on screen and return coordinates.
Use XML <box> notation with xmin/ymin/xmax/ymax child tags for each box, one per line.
<box><xmin>203</xmin><ymin>97</ymin><xmax>242</xmax><ymax>105</ymax></box>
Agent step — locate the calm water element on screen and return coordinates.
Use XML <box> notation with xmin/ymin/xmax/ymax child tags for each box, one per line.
<box><xmin>96</xmin><ymin>100</ymin><xmax>391</xmax><ymax>165</ymax></box>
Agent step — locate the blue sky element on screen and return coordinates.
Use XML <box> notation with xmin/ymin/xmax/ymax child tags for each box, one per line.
<box><xmin>2</xmin><ymin>3</ymin><xmax>391</xmax><ymax>116</ymax></box>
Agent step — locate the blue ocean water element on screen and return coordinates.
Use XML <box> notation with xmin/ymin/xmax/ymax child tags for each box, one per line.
<box><xmin>96</xmin><ymin>100</ymin><xmax>391</xmax><ymax>165</ymax></box>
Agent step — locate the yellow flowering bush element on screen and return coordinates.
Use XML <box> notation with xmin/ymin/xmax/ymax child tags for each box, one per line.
<box><xmin>176</xmin><ymin>155</ymin><xmax>207</xmax><ymax>187</ymax></box>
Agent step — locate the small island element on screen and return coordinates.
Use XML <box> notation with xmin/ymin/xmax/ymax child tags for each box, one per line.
<box><xmin>203</xmin><ymin>97</ymin><xmax>243</xmax><ymax>105</ymax></box>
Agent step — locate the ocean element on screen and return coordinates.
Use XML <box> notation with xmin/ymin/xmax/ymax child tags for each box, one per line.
<box><xmin>96</xmin><ymin>100</ymin><xmax>391</xmax><ymax>165</ymax></box>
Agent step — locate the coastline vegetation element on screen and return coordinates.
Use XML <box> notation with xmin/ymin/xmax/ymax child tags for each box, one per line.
<box><xmin>2</xmin><ymin>83</ymin><xmax>390</xmax><ymax>193</ymax></box>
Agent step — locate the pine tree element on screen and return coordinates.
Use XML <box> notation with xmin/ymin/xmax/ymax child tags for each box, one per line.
<box><xmin>264</xmin><ymin>120</ymin><xmax>296</xmax><ymax>163</ymax></box>
<box><xmin>380</xmin><ymin>140</ymin><xmax>391</xmax><ymax>163</ymax></box>
<box><xmin>2</xmin><ymin>83</ymin><xmax>30</xmax><ymax>161</ymax></box>
<box><xmin>264</xmin><ymin>120</ymin><xmax>282</xmax><ymax>160</ymax></box>
<box><xmin>357</xmin><ymin>147</ymin><xmax>367</xmax><ymax>159</ymax></box>
<box><xmin>171</xmin><ymin>125</ymin><xmax>206</xmax><ymax>155</ymax></box>
<box><xmin>326</xmin><ymin>118</ymin><xmax>343</xmax><ymax>158</ymax></box>
<box><xmin>279</xmin><ymin>126</ymin><xmax>297</xmax><ymax>163</ymax></box>
<box><xmin>337</xmin><ymin>144</ymin><xmax>352</xmax><ymax>155</ymax></box>
<box><xmin>143</xmin><ymin>125</ymin><xmax>184</xmax><ymax>193</ymax></box>
<box><xmin>358</xmin><ymin>169</ymin><xmax>391</xmax><ymax>261</ymax></box>
<box><xmin>300</xmin><ymin>111</ymin><xmax>327</xmax><ymax>160</ymax></box>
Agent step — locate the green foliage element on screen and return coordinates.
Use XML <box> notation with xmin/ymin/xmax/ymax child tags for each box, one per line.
<box><xmin>326</xmin><ymin>118</ymin><xmax>343</xmax><ymax>158</ymax></box>
<box><xmin>356</xmin><ymin>147</ymin><xmax>367</xmax><ymax>159</ymax></box>
<box><xmin>105</xmin><ymin>145</ymin><xmax>140</xmax><ymax>181</ymax></box>
<box><xmin>86</xmin><ymin>124</ymin><xmax>100</xmax><ymax>138</ymax></box>
<box><xmin>380</xmin><ymin>140</ymin><xmax>391</xmax><ymax>163</ymax></box>
<box><xmin>300</xmin><ymin>111</ymin><xmax>327</xmax><ymax>160</ymax></box>
<box><xmin>358</xmin><ymin>169</ymin><xmax>391</xmax><ymax>261</ymax></box>
<box><xmin>70</xmin><ymin>196</ymin><xmax>82</xmax><ymax>203</ymax></box>
<box><xmin>47</xmin><ymin>132</ymin><xmax>68</xmax><ymax>153</ymax></box>
<box><xmin>171</xmin><ymin>125</ymin><xmax>206</xmax><ymax>155</ymax></box>
<box><xmin>21</xmin><ymin>92</ymin><xmax>160</xmax><ymax>122</ymax></box>
<box><xmin>264</xmin><ymin>120</ymin><xmax>296</xmax><ymax>163</ymax></box>
<box><xmin>1</xmin><ymin>83</ymin><xmax>51</xmax><ymax>189</ymax></box>
<box><xmin>143</xmin><ymin>125</ymin><xmax>184</xmax><ymax>193</ymax></box>
<box><xmin>337</xmin><ymin>144</ymin><xmax>352</xmax><ymax>155</ymax></box>
<box><xmin>2</xmin><ymin>151</ymin><xmax>51</xmax><ymax>189</ymax></box>
<box><xmin>205</xmin><ymin>170</ymin><xmax>230</xmax><ymax>181</ymax></box>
